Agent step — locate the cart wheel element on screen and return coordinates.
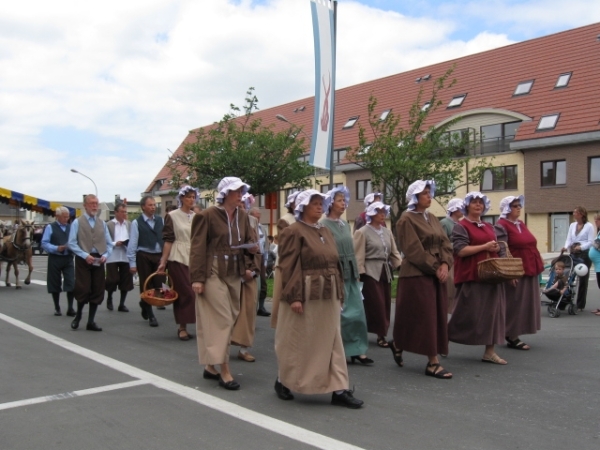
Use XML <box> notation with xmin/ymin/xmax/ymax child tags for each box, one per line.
<box><xmin>568</xmin><ymin>304</ymin><xmax>578</xmax><ymax>315</ymax></box>
<box><xmin>548</xmin><ymin>305</ymin><xmax>560</xmax><ymax>318</ymax></box>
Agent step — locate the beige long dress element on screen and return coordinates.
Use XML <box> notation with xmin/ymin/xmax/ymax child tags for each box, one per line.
<box><xmin>275</xmin><ymin>221</ymin><xmax>349</xmax><ymax>394</ymax></box>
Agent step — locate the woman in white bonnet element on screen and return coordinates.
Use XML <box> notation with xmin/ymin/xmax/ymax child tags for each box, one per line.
<box><xmin>389</xmin><ymin>180</ymin><xmax>454</xmax><ymax>378</ymax></box>
<box><xmin>494</xmin><ymin>195</ymin><xmax>543</xmax><ymax>350</ymax></box>
<box><xmin>189</xmin><ymin>177</ymin><xmax>258</xmax><ymax>390</ymax></box>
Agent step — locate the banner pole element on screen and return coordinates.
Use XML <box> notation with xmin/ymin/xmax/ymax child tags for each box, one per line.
<box><xmin>329</xmin><ymin>0</ymin><xmax>337</xmax><ymax>190</ymax></box>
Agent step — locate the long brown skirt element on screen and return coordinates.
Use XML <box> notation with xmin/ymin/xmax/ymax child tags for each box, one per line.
<box><xmin>168</xmin><ymin>260</ymin><xmax>196</xmax><ymax>325</ymax></box>
<box><xmin>361</xmin><ymin>267</ymin><xmax>391</xmax><ymax>337</ymax></box>
<box><xmin>270</xmin><ymin>266</ymin><xmax>283</xmax><ymax>329</ymax></box>
<box><xmin>504</xmin><ymin>275</ymin><xmax>541</xmax><ymax>337</ymax></box>
<box><xmin>231</xmin><ymin>278</ymin><xmax>258</xmax><ymax>348</ymax></box>
<box><xmin>275</xmin><ymin>284</ymin><xmax>349</xmax><ymax>394</ymax></box>
<box><xmin>448</xmin><ymin>281</ymin><xmax>506</xmax><ymax>346</ymax></box>
<box><xmin>393</xmin><ymin>276</ymin><xmax>448</xmax><ymax>356</ymax></box>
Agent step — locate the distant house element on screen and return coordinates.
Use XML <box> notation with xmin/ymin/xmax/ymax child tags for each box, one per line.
<box><xmin>146</xmin><ymin>23</ymin><xmax>600</xmax><ymax>252</ymax></box>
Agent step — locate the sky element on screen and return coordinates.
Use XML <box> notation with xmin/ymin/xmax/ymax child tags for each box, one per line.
<box><xmin>1</xmin><ymin>0</ymin><xmax>599</xmax><ymax>204</ymax></box>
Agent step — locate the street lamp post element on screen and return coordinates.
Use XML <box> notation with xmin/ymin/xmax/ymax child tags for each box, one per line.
<box><xmin>70</xmin><ymin>168</ymin><xmax>98</xmax><ymax>198</ymax></box>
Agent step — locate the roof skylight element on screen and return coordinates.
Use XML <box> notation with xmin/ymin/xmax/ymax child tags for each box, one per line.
<box><xmin>380</xmin><ymin>109</ymin><xmax>391</xmax><ymax>121</ymax></box>
<box><xmin>343</xmin><ymin>116</ymin><xmax>359</xmax><ymax>129</ymax></box>
<box><xmin>555</xmin><ymin>72</ymin><xmax>572</xmax><ymax>88</ymax></box>
<box><xmin>447</xmin><ymin>94</ymin><xmax>466</xmax><ymax>108</ymax></box>
<box><xmin>514</xmin><ymin>80</ymin><xmax>534</xmax><ymax>96</ymax></box>
<box><xmin>537</xmin><ymin>114</ymin><xmax>560</xmax><ymax>131</ymax></box>
<box><xmin>422</xmin><ymin>101</ymin><xmax>431</xmax><ymax>111</ymax></box>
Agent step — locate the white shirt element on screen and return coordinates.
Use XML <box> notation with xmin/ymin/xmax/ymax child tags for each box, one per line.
<box><xmin>106</xmin><ymin>219</ymin><xmax>130</xmax><ymax>264</ymax></box>
<box><xmin>564</xmin><ymin>221</ymin><xmax>595</xmax><ymax>252</ymax></box>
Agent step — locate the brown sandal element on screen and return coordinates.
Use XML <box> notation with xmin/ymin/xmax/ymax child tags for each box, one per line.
<box><xmin>481</xmin><ymin>354</ymin><xmax>507</xmax><ymax>365</ymax></box>
<box><xmin>178</xmin><ymin>329</ymin><xmax>190</xmax><ymax>341</ymax></box>
<box><xmin>377</xmin><ymin>337</ymin><xmax>389</xmax><ymax>348</ymax></box>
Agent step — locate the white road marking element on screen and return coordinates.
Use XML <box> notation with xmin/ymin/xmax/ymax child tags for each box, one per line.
<box><xmin>0</xmin><ymin>280</ymin><xmax>46</xmax><ymax>286</ymax></box>
<box><xmin>0</xmin><ymin>313</ymin><xmax>366</xmax><ymax>450</ymax></box>
<box><xmin>0</xmin><ymin>380</ymin><xmax>148</xmax><ymax>411</ymax></box>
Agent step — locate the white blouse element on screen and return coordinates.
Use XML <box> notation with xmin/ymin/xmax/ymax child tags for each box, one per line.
<box><xmin>564</xmin><ymin>222</ymin><xmax>595</xmax><ymax>251</ymax></box>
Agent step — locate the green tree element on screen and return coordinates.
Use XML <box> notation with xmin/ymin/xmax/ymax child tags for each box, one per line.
<box><xmin>168</xmin><ymin>88</ymin><xmax>313</xmax><ymax>199</ymax></box>
<box><xmin>348</xmin><ymin>67</ymin><xmax>492</xmax><ymax>233</ymax></box>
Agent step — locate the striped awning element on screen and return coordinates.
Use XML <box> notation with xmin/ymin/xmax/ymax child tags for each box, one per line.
<box><xmin>0</xmin><ymin>187</ymin><xmax>79</xmax><ymax>217</ymax></box>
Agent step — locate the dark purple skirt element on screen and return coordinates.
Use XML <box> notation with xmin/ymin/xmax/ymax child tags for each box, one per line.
<box><xmin>168</xmin><ymin>261</ymin><xmax>196</xmax><ymax>325</ymax></box>
<box><xmin>361</xmin><ymin>267</ymin><xmax>390</xmax><ymax>337</ymax></box>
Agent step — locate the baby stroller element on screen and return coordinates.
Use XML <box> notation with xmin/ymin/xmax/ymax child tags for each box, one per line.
<box><xmin>540</xmin><ymin>252</ymin><xmax>586</xmax><ymax>318</ymax></box>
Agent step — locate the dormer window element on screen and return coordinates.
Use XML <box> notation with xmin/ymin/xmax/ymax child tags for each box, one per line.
<box><xmin>537</xmin><ymin>114</ymin><xmax>560</xmax><ymax>131</ymax></box>
<box><xmin>343</xmin><ymin>116</ymin><xmax>359</xmax><ymax>129</ymax></box>
<box><xmin>555</xmin><ymin>72</ymin><xmax>572</xmax><ymax>88</ymax></box>
<box><xmin>514</xmin><ymin>80</ymin><xmax>534</xmax><ymax>96</ymax></box>
<box><xmin>447</xmin><ymin>94</ymin><xmax>466</xmax><ymax>108</ymax></box>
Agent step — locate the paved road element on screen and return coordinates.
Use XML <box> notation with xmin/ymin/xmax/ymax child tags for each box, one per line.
<box><xmin>1</xmin><ymin>256</ymin><xmax>599</xmax><ymax>449</ymax></box>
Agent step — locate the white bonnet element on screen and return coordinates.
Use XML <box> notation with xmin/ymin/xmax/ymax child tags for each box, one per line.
<box><xmin>241</xmin><ymin>193</ymin><xmax>255</xmax><ymax>211</ymax></box>
<box><xmin>446</xmin><ymin>198</ymin><xmax>464</xmax><ymax>217</ymax></box>
<box><xmin>325</xmin><ymin>186</ymin><xmax>350</xmax><ymax>215</ymax></box>
<box><xmin>363</xmin><ymin>192</ymin><xmax>383</xmax><ymax>207</ymax></box>
<box><xmin>215</xmin><ymin>177</ymin><xmax>250</xmax><ymax>204</ymax></box>
<box><xmin>462</xmin><ymin>191</ymin><xmax>491</xmax><ymax>215</ymax></box>
<box><xmin>499</xmin><ymin>195</ymin><xmax>524</xmax><ymax>218</ymax></box>
<box><xmin>177</xmin><ymin>185</ymin><xmax>200</xmax><ymax>208</ymax></box>
<box><xmin>285</xmin><ymin>190</ymin><xmax>302</xmax><ymax>209</ymax></box>
<box><xmin>365</xmin><ymin>201</ymin><xmax>391</xmax><ymax>223</ymax></box>
<box><xmin>406</xmin><ymin>180</ymin><xmax>436</xmax><ymax>211</ymax></box>
<box><xmin>294</xmin><ymin>189</ymin><xmax>330</xmax><ymax>220</ymax></box>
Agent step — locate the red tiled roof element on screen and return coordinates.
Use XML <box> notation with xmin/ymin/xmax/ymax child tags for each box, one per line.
<box><xmin>146</xmin><ymin>22</ymin><xmax>600</xmax><ymax>193</ymax></box>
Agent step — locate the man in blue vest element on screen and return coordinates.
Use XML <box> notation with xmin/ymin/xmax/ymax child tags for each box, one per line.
<box><xmin>41</xmin><ymin>206</ymin><xmax>75</xmax><ymax>316</ymax></box>
<box><xmin>127</xmin><ymin>195</ymin><xmax>165</xmax><ymax>327</ymax></box>
<box><xmin>67</xmin><ymin>194</ymin><xmax>114</xmax><ymax>331</ymax></box>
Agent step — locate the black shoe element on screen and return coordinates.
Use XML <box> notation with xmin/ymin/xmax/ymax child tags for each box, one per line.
<box><xmin>274</xmin><ymin>379</ymin><xmax>294</xmax><ymax>400</ymax></box>
<box><xmin>331</xmin><ymin>390</ymin><xmax>364</xmax><ymax>409</ymax></box>
<box><xmin>66</xmin><ymin>309</ymin><xmax>76</xmax><ymax>317</ymax></box>
<box><xmin>157</xmin><ymin>306</ymin><xmax>166</xmax><ymax>310</ymax></box>
<box><xmin>54</xmin><ymin>309</ymin><xmax>62</xmax><ymax>316</ymax></box>
<box><xmin>86</xmin><ymin>322</ymin><xmax>103</xmax><ymax>332</ymax></box>
<box><xmin>218</xmin><ymin>376</ymin><xmax>240</xmax><ymax>390</ymax></box>
<box><xmin>107</xmin><ymin>300</ymin><xmax>113</xmax><ymax>311</ymax></box>
<box><xmin>350</xmin><ymin>355</ymin><xmax>374</xmax><ymax>365</ymax></box>
<box><xmin>139</xmin><ymin>301</ymin><xmax>148</xmax><ymax>320</ymax></box>
<box><xmin>118</xmin><ymin>305</ymin><xmax>129</xmax><ymax>312</ymax></box>
<box><xmin>203</xmin><ymin>369</ymin><xmax>220</xmax><ymax>380</ymax></box>
<box><xmin>71</xmin><ymin>317</ymin><xmax>80</xmax><ymax>330</ymax></box>
<box><xmin>149</xmin><ymin>317</ymin><xmax>158</xmax><ymax>327</ymax></box>
<box><xmin>257</xmin><ymin>308</ymin><xmax>271</xmax><ymax>317</ymax></box>
<box><xmin>388</xmin><ymin>340</ymin><xmax>404</xmax><ymax>367</ymax></box>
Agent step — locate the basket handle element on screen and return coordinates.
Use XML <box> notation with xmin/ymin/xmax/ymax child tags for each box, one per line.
<box><xmin>142</xmin><ymin>271</ymin><xmax>174</xmax><ymax>292</ymax></box>
<box><xmin>484</xmin><ymin>240</ymin><xmax>513</xmax><ymax>259</ymax></box>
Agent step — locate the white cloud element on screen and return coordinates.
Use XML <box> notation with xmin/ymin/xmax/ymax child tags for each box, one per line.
<box><xmin>0</xmin><ymin>0</ymin><xmax>596</xmax><ymax>204</ymax></box>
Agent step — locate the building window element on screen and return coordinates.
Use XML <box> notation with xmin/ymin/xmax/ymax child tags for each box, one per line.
<box><xmin>198</xmin><ymin>198</ymin><xmax>209</xmax><ymax>209</ymax></box>
<box><xmin>481</xmin><ymin>215</ymin><xmax>499</xmax><ymax>225</ymax></box>
<box><xmin>541</xmin><ymin>160</ymin><xmax>566</xmax><ymax>186</ymax></box>
<box><xmin>356</xmin><ymin>180</ymin><xmax>372</xmax><ymax>200</ymax></box>
<box><xmin>514</xmin><ymin>80</ymin><xmax>534</xmax><ymax>96</ymax></box>
<box><xmin>480</xmin><ymin>121</ymin><xmax>521</xmax><ymax>154</ymax></box>
<box><xmin>285</xmin><ymin>188</ymin><xmax>301</xmax><ymax>200</ymax></box>
<box><xmin>297</xmin><ymin>154</ymin><xmax>309</xmax><ymax>163</ymax></box>
<box><xmin>379</xmin><ymin>110</ymin><xmax>391</xmax><ymax>121</ymax></box>
<box><xmin>537</xmin><ymin>114</ymin><xmax>560</xmax><ymax>131</ymax></box>
<box><xmin>440</xmin><ymin>128</ymin><xmax>473</xmax><ymax>156</ymax></box>
<box><xmin>343</xmin><ymin>116</ymin><xmax>359</xmax><ymax>129</ymax></box>
<box><xmin>320</xmin><ymin>183</ymin><xmax>343</xmax><ymax>194</ymax></box>
<box><xmin>333</xmin><ymin>148</ymin><xmax>347</xmax><ymax>164</ymax></box>
<box><xmin>447</xmin><ymin>94</ymin><xmax>467</xmax><ymax>108</ymax></box>
<box><xmin>589</xmin><ymin>157</ymin><xmax>600</xmax><ymax>183</ymax></box>
<box><xmin>555</xmin><ymin>72</ymin><xmax>572</xmax><ymax>88</ymax></box>
<box><xmin>481</xmin><ymin>165</ymin><xmax>518</xmax><ymax>191</ymax></box>
<box><xmin>257</xmin><ymin>194</ymin><xmax>265</xmax><ymax>208</ymax></box>
<box><xmin>435</xmin><ymin>173</ymin><xmax>456</xmax><ymax>195</ymax></box>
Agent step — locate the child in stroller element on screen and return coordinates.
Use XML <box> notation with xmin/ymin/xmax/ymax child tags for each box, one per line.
<box><xmin>541</xmin><ymin>253</ymin><xmax>584</xmax><ymax>317</ymax></box>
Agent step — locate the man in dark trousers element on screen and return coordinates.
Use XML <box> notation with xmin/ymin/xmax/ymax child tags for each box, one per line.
<box><xmin>67</xmin><ymin>194</ymin><xmax>113</xmax><ymax>331</ymax></box>
<box><xmin>105</xmin><ymin>203</ymin><xmax>133</xmax><ymax>312</ymax></box>
<box><xmin>127</xmin><ymin>195</ymin><xmax>165</xmax><ymax>327</ymax></box>
<box><xmin>41</xmin><ymin>206</ymin><xmax>76</xmax><ymax>316</ymax></box>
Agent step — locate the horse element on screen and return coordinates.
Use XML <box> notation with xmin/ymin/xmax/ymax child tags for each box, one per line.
<box><xmin>0</xmin><ymin>219</ymin><xmax>34</xmax><ymax>289</ymax></box>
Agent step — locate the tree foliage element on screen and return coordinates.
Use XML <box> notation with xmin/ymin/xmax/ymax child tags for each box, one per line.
<box><xmin>348</xmin><ymin>66</ymin><xmax>492</xmax><ymax>232</ymax></box>
<box><xmin>167</xmin><ymin>88</ymin><xmax>314</xmax><ymax>199</ymax></box>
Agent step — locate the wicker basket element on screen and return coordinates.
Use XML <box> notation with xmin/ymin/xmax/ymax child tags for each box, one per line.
<box><xmin>140</xmin><ymin>272</ymin><xmax>178</xmax><ymax>307</ymax></box>
<box><xmin>477</xmin><ymin>241</ymin><xmax>525</xmax><ymax>284</ymax></box>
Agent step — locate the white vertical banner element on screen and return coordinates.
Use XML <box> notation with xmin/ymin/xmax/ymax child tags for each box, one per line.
<box><xmin>310</xmin><ymin>0</ymin><xmax>335</xmax><ymax>170</ymax></box>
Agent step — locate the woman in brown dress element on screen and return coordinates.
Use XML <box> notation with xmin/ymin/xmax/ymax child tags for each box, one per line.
<box><xmin>274</xmin><ymin>189</ymin><xmax>363</xmax><ymax>409</ymax></box>
<box><xmin>189</xmin><ymin>177</ymin><xmax>258</xmax><ymax>390</ymax></box>
<box><xmin>158</xmin><ymin>186</ymin><xmax>198</xmax><ymax>341</ymax></box>
<box><xmin>494</xmin><ymin>195</ymin><xmax>543</xmax><ymax>350</ymax></box>
<box><xmin>353</xmin><ymin>201</ymin><xmax>402</xmax><ymax>348</ymax></box>
<box><xmin>448</xmin><ymin>192</ymin><xmax>508</xmax><ymax>365</ymax></box>
<box><xmin>390</xmin><ymin>180</ymin><xmax>453</xmax><ymax>379</ymax></box>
